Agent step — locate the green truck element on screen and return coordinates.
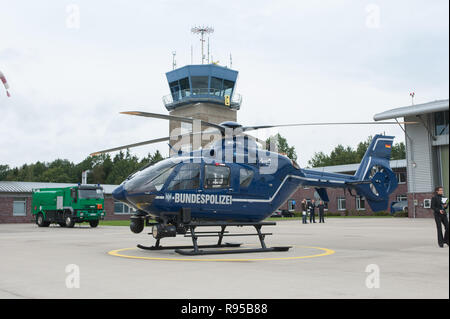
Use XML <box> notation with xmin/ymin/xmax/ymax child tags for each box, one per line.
<box><xmin>31</xmin><ymin>185</ymin><xmax>105</xmax><ymax>228</ymax></box>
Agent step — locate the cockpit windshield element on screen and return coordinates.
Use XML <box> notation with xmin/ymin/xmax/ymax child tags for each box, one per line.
<box><xmin>124</xmin><ymin>158</ymin><xmax>179</xmax><ymax>193</ymax></box>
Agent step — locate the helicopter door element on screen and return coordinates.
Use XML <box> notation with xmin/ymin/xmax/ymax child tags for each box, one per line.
<box><xmin>201</xmin><ymin>164</ymin><xmax>234</xmax><ymax>213</ymax></box>
<box><xmin>165</xmin><ymin>163</ymin><xmax>201</xmax><ymax>208</ymax></box>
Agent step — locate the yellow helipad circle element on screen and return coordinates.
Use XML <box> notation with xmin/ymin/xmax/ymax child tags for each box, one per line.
<box><xmin>108</xmin><ymin>245</ymin><xmax>335</xmax><ymax>262</ymax></box>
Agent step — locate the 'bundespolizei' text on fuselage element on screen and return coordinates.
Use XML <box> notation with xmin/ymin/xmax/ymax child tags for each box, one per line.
<box><xmin>170</xmin><ymin>193</ymin><xmax>232</xmax><ymax>205</ymax></box>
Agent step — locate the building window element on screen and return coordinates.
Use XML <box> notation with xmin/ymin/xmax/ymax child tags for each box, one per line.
<box><xmin>356</xmin><ymin>196</ymin><xmax>365</xmax><ymax>210</ymax></box>
<box><xmin>169</xmin><ymin>81</ymin><xmax>180</xmax><ymax>101</ymax></box>
<box><xmin>114</xmin><ymin>201</ymin><xmax>135</xmax><ymax>214</ymax></box>
<box><xmin>210</xmin><ymin>77</ymin><xmax>223</xmax><ymax>96</ymax></box>
<box><xmin>288</xmin><ymin>199</ymin><xmax>296</xmax><ymax>211</ymax></box>
<box><xmin>222</xmin><ymin>80</ymin><xmax>234</xmax><ymax>97</ymax></box>
<box><xmin>396</xmin><ymin>172</ymin><xmax>406</xmax><ymax>184</ymax></box>
<box><xmin>337</xmin><ymin>197</ymin><xmax>346</xmax><ymax>211</ymax></box>
<box><xmin>434</xmin><ymin>111</ymin><xmax>449</xmax><ymax>136</ymax></box>
<box><xmin>191</xmin><ymin>76</ymin><xmax>209</xmax><ymax>92</ymax></box>
<box><xmin>179</xmin><ymin>77</ymin><xmax>190</xmax><ymax>97</ymax></box>
<box><xmin>396</xmin><ymin>194</ymin><xmax>408</xmax><ymax>202</ymax></box>
<box><xmin>13</xmin><ymin>198</ymin><xmax>27</xmax><ymax>216</ymax></box>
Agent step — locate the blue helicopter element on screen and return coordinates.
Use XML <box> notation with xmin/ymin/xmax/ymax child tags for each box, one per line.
<box><xmin>92</xmin><ymin>111</ymin><xmax>403</xmax><ymax>255</ymax></box>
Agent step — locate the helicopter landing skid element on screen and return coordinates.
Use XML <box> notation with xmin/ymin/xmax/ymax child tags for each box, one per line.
<box><xmin>137</xmin><ymin>221</ymin><xmax>291</xmax><ymax>256</ymax></box>
<box><xmin>137</xmin><ymin>242</ymin><xmax>241</xmax><ymax>251</ymax></box>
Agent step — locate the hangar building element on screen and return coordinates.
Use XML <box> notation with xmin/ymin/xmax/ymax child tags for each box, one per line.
<box><xmin>374</xmin><ymin>99</ymin><xmax>449</xmax><ymax>218</ymax></box>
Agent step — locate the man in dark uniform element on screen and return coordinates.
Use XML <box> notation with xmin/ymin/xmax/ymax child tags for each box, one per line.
<box><xmin>309</xmin><ymin>199</ymin><xmax>316</xmax><ymax>223</ymax></box>
<box><xmin>318</xmin><ymin>200</ymin><xmax>326</xmax><ymax>223</ymax></box>
<box><xmin>431</xmin><ymin>186</ymin><xmax>449</xmax><ymax>248</ymax></box>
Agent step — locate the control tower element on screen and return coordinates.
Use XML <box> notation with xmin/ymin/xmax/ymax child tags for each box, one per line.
<box><xmin>162</xmin><ymin>63</ymin><xmax>242</xmax><ymax>152</ymax></box>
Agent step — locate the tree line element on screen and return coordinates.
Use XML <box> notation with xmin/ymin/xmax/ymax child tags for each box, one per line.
<box><xmin>0</xmin><ymin>150</ymin><xmax>163</xmax><ymax>185</ymax></box>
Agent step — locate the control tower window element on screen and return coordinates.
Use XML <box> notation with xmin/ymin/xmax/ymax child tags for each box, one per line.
<box><xmin>191</xmin><ymin>76</ymin><xmax>209</xmax><ymax>94</ymax></box>
<box><xmin>169</xmin><ymin>81</ymin><xmax>180</xmax><ymax>101</ymax></box>
<box><xmin>179</xmin><ymin>77</ymin><xmax>190</xmax><ymax>97</ymax></box>
<box><xmin>222</xmin><ymin>80</ymin><xmax>234</xmax><ymax>97</ymax></box>
<box><xmin>210</xmin><ymin>77</ymin><xmax>223</xmax><ymax>96</ymax></box>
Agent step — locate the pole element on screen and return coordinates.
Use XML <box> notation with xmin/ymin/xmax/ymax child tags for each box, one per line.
<box><xmin>82</xmin><ymin>170</ymin><xmax>91</xmax><ymax>184</ymax></box>
<box><xmin>201</xmin><ymin>32</ymin><xmax>204</xmax><ymax>64</ymax></box>
<box><xmin>207</xmin><ymin>37</ymin><xmax>210</xmax><ymax>64</ymax></box>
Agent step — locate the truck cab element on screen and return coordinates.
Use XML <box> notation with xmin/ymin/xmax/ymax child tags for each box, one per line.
<box><xmin>32</xmin><ymin>185</ymin><xmax>105</xmax><ymax>228</ymax></box>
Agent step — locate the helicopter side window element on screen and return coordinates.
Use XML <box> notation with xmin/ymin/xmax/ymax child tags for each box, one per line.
<box><xmin>204</xmin><ymin>164</ymin><xmax>230</xmax><ymax>189</ymax></box>
<box><xmin>167</xmin><ymin>163</ymin><xmax>200</xmax><ymax>191</ymax></box>
<box><xmin>239</xmin><ymin>168</ymin><xmax>254</xmax><ymax>188</ymax></box>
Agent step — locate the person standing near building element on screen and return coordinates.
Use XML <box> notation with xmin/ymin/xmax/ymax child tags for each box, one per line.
<box><xmin>309</xmin><ymin>199</ymin><xmax>316</xmax><ymax>223</ymax></box>
<box><xmin>318</xmin><ymin>200</ymin><xmax>326</xmax><ymax>223</ymax></box>
<box><xmin>301</xmin><ymin>199</ymin><xmax>308</xmax><ymax>224</ymax></box>
<box><xmin>431</xmin><ymin>186</ymin><xmax>449</xmax><ymax>248</ymax></box>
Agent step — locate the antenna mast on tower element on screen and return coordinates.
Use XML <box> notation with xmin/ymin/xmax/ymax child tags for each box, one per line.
<box><xmin>172</xmin><ymin>51</ymin><xmax>177</xmax><ymax>70</ymax></box>
<box><xmin>191</xmin><ymin>26</ymin><xmax>214</xmax><ymax>64</ymax></box>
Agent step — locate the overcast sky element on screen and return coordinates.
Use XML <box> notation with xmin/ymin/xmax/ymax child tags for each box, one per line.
<box><xmin>0</xmin><ymin>0</ymin><xmax>448</xmax><ymax>169</ymax></box>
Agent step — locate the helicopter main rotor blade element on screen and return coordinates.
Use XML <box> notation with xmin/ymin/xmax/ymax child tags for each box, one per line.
<box><xmin>90</xmin><ymin>137</ymin><xmax>171</xmax><ymax>156</ymax></box>
<box><xmin>242</xmin><ymin>121</ymin><xmax>417</xmax><ymax>132</ymax></box>
<box><xmin>89</xmin><ymin>130</ymin><xmax>219</xmax><ymax>156</ymax></box>
<box><xmin>120</xmin><ymin>111</ymin><xmax>225</xmax><ymax>132</ymax></box>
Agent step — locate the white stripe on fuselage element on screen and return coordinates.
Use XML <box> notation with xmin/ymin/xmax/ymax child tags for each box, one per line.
<box><xmin>232</xmin><ymin>175</ymin><xmax>345</xmax><ymax>203</ymax></box>
<box><xmin>153</xmin><ymin>174</ymin><xmax>348</xmax><ymax>205</ymax></box>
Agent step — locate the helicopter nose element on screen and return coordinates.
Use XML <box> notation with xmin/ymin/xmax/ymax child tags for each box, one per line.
<box><xmin>112</xmin><ymin>184</ymin><xmax>127</xmax><ymax>201</ymax></box>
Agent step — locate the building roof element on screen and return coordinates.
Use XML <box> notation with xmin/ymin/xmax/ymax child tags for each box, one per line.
<box><xmin>307</xmin><ymin>159</ymin><xmax>406</xmax><ymax>174</ymax></box>
<box><xmin>0</xmin><ymin>181</ymin><xmax>118</xmax><ymax>194</ymax></box>
<box><xmin>373</xmin><ymin>99</ymin><xmax>449</xmax><ymax>121</ymax></box>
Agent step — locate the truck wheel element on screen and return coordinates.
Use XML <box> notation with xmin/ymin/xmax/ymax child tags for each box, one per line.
<box><xmin>36</xmin><ymin>213</ymin><xmax>50</xmax><ymax>227</ymax></box>
<box><xmin>89</xmin><ymin>220</ymin><xmax>99</xmax><ymax>228</ymax></box>
<box><xmin>65</xmin><ymin>214</ymin><xmax>75</xmax><ymax>228</ymax></box>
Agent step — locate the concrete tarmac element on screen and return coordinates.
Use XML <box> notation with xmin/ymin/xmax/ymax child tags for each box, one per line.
<box><xmin>0</xmin><ymin>218</ymin><xmax>448</xmax><ymax>299</ymax></box>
